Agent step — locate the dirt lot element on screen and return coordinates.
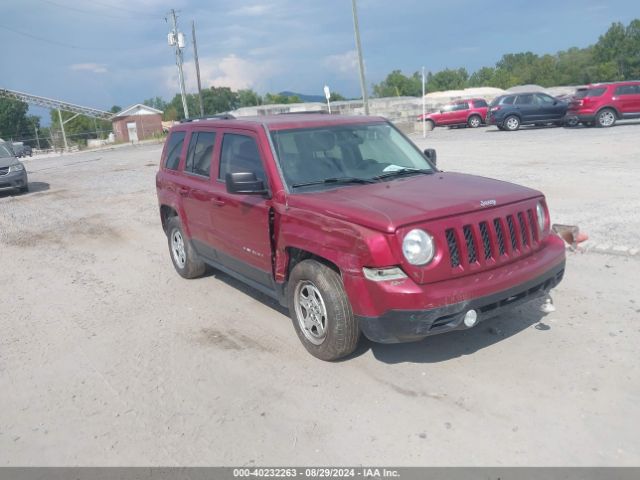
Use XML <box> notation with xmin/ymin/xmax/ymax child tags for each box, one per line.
<box><xmin>1</xmin><ymin>125</ymin><xmax>639</xmax><ymax>466</ymax></box>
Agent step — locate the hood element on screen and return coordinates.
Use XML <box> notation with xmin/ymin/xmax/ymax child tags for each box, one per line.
<box><xmin>286</xmin><ymin>172</ymin><xmax>541</xmax><ymax>232</ymax></box>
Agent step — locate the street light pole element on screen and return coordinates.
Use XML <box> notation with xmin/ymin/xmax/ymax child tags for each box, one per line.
<box><xmin>351</xmin><ymin>0</ymin><xmax>369</xmax><ymax>115</ymax></box>
<box><xmin>422</xmin><ymin>66</ymin><xmax>426</xmax><ymax>138</ymax></box>
<box><xmin>192</xmin><ymin>20</ymin><xmax>204</xmax><ymax>117</ymax></box>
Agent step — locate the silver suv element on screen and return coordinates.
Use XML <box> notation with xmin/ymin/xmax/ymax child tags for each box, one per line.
<box><xmin>0</xmin><ymin>142</ymin><xmax>29</xmax><ymax>193</ymax></box>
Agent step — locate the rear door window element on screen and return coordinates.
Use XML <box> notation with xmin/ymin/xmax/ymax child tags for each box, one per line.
<box><xmin>615</xmin><ymin>85</ymin><xmax>636</xmax><ymax>96</ymax></box>
<box><xmin>515</xmin><ymin>94</ymin><xmax>534</xmax><ymax>105</ymax></box>
<box><xmin>185</xmin><ymin>131</ymin><xmax>216</xmax><ymax>177</ymax></box>
<box><xmin>164</xmin><ymin>131</ymin><xmax>186</xmax><ymax>170</ymax></box>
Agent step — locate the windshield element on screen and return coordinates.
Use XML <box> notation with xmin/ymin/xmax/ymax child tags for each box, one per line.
<box><xmin>0</xmin><ymin>143</ymin><xmax>16</xmax><ymax>158</ymax></box>
<box><xmin>270</xmin><ymin>122</ymin><xmax>434</xmax><ymax>191</ymax></box>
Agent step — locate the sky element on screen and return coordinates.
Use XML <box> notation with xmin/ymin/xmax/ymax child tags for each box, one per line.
<box><xmin>1</xmin><ymin>0</ymin><xmax>639</xmax><ymax>121</ymax></box>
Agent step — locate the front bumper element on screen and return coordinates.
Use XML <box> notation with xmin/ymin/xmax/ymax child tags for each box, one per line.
<box><xmin>357</xmin><ymin>259</ymin><xmax>565</xmax><ymax>343</ymax></box>
<box><xmin>0</xmin><ymin>169</ymin><xmax>28</xmax><ymax>191</ymax></box>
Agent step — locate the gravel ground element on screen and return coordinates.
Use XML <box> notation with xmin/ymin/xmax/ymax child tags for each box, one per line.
<box><xmin>1</xmin><ymin>127</ymin><xmax>639</xmax><ymax>466</ymax></box>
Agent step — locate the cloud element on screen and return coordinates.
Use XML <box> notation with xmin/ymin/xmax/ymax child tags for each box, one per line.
<box><xmin>69</xmin><ymin>63</ymin><xmax>108</xmax><ymax>74</ymax></box>
<box><xmin>323</xmin><ymin>50</ymin><xmax>359</xmax><ymax>75</ymax></box>
<box><xmin>164</xmin><ymin>54</ymin><xmax>276</xmax><ymax>93</ymax></box>
<box><xmin>228</xmin><ymin>4</ymin><xmax>271</xmax><ymax>16</ymax></box>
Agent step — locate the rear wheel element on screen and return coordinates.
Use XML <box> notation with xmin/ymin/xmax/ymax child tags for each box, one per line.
<box><xmin>467</xmin><ymin>115</ymin><xmax>482</xmax><ymax>128</ymax></box>
<box><xmin>288</xmin><ymin>259</ymin><xmax>359</xmax><ymax>361</ymax></box>
<box><xmin>503</xmin><ymin>115</ymin><xmax>520</xmax><ymax>131</ymax></box>
<box><xmin>166</xmin><ymin>216</ymin><xmax>206</xmax><ymax>279</ymax></box>
<box><xmin>596</xmin><ymin>108</ymin><xmax>616</xmax><ymax>128</ymax></box>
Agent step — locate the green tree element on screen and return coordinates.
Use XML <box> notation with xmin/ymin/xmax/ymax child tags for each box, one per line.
<box><xmin>263</xmin><ymin>93</ymin><xmax>302</xmax><ymax>104</ymax></box>
<box><xmin>110</xmin><ymin>105</ymin><xmax>123</xmax><ymax>114</ymax></box>
<box><xmin>0</xmin><ymin>98</ymin><xmax>31</xmax><ymax>142</ymax></box>
<box><xmin>372</xmin><ymin>70</ymin><xmax>421</xmax><ymax>97</ymax></box>
<box><xmin>142</xmin><ymin>96</ymin><xmax>166</xmax><ymax>111</ymax></box>
<box><xmin>50</xmin><ymin>111</ymin><xmax>111</xmax><ymax>147</ymax></box>
<box><xmin>237</xmin><ymin>89</ymin><xmax>261</xmax><ymax>107</ymax></box>
<box><xmin>426</xmin><ymin>68</ymin><xmax>469</xmax><ymax>92</ymax></box>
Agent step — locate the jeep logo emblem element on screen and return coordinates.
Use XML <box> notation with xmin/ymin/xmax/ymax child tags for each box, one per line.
<box><xmin>480</xmin><ymin>199</ymin><xmax>497</xmax><ymax>207</ymax></box>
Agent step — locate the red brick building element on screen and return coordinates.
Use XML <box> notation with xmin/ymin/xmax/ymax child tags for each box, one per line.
<box><xmin>111</xmin><ymin>104</ymin><xmax>163</xmax><ymax>142</ymax></box>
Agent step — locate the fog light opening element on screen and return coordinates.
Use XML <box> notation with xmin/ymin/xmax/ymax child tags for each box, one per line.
<box><xmin>463</xmin><ymin>309</ymin><xmax>478</xmax><ymax>328</ymax></box>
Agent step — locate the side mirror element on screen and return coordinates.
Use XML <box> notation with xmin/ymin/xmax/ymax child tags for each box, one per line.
<box><xmin>226</xmin><ymin>172</ymin><xmax>268</xmax><ymax>195</ymax></box>
<box><xmin>424</xmin><ymin>148</ymin><xmax>437</xmax><ymax>166</ymax></box>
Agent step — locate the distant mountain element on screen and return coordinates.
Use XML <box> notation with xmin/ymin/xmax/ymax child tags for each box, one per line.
<box><xmin>279</xmin><ymin>91</ymin><xmax>325</xmax><ymax>103</ymax></box>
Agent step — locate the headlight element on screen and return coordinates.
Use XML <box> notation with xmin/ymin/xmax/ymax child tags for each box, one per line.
<box><xmin>536</xmin><ymin>202</ymin><xmax>546</xmax><ymax>232</ymax></box>
<box><xmin>9</xmin><ymin>163</ymin><xmax>24</xmax><ymax>172</ymax></box>
<box><xmin>402</xmin><ymin>229</ymin><xmax>435</xmax><ymax>265</ymax></box>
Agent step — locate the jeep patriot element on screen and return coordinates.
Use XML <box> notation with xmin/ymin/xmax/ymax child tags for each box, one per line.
<box><xmin>156</xmin><ymin>114</ymin><xmax>565</xmax><ymax>360</ymax></box>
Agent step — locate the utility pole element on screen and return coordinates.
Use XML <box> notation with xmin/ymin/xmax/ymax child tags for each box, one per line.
<box><xmin>33</xmin><ymin>122</ymin><xmax>41</xmax><ymax>150</ymax></box>
<box><xmin>57</xmin><ymin>109</ymin><xmax>68</xmax><ymax>152</ymax></box>
<box><xmin>168</xmin><ymin>9</ymin><xmax>189</xmax><ymax>119</ymax></box>
<box><xmin>422</xmin><ymin>66</ymin><xmax>426</xmax><ymax>138</ymax></box>
<box><xmin>192</xmin><ymin>20</ymin><xmax>204</xmax><ymax>117</ymax></box>
<box><xmin>351</xmin><ymin>0</ymin><xmax>369</xmax><ymax>115</ymax></box>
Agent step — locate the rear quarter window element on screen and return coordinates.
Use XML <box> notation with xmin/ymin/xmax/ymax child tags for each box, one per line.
<box><xmin>473</xmin><ymin>99</ymin><xmax>488</xmax><ymax>107</ymax></box>
<box><xmin>163</xmin><ymin>131</ymin><xmax>186</xmax><ymax>170</ymax></box>
<box><xmin>576</xmin><ymin>87</ymin><xmax>606</xmax><ymax>98</ymax></box>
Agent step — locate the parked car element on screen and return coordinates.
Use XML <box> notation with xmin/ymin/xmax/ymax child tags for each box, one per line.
<box><xmin>0</xmin><ymin>142</ymin><xmax>29</xmax><ymax>193</ymax></box>
<box><xmin>156</xmin><ymin>114</ymin><xmax>565</xmax><ymax>360</ymax></box>
<box><xmin>417</xmin><ymin>98</ymin><xmax>489</xmax><ymax>129</ymax></box>
<box><xmin>11</xmin><ymin>143</ymin><xmax>25</xmax><ymax>157</ymax></box>
<box><xmin>565</xmin><ymin>81</ymin><xmax>640</xmax><ymax>128</ymax></box>
<box><xmin>487</xmin><ymin>92</ymin><xmax>569</xmax><ymax>131</ymax></box>
<box><xmin>23</xmin><ymin>145</ymin><xmax>33</xmax><ymax>157</ymax></box>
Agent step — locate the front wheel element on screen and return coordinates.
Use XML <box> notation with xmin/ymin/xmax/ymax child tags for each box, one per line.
<box><xmin>166</xmin><ymin>216</ymin><xmax>206</xmax><ymax>279</ymax></box>
<box><xmin>503</xmin><ymin>115</ymin><xmax>520</xmax><ymax>131</ymax></box>
<box><xmin>424</xmin><ymin>119</ymin><xmax>435</xmax><ymax>131</ymax></box>
<box><xmin>288</xmin><ymin>260</ymin><xmax>359</xmax><ymax>361</ymax></box>
<box><xmin>596</xmin><ymin>108</ymin><xmax>616</xmax><ymax>128</ymax></box>
<box><xmin>467</xmin><ymin>115</ymin><xmax>482</xmax><ymax>128</ymax></box>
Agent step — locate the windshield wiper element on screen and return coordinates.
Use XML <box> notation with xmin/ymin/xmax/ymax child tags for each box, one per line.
<box><xmin>291</xmin><ymin>177</ymin><xmax>378</xmax><ymax>189</ymax></box>
<box><xmin>372</xmin><ymin>168</ymin><xmax>433</xmax><ymax>181</ymax></box>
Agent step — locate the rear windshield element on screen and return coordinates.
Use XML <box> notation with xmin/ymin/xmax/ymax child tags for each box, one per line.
<box><xmin>575</xmin><ymin>87</ymin><xmax>606</xmax><ymax>99</ymax></box>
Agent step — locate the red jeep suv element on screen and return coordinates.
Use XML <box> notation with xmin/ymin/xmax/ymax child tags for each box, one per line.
<box><xmin>156</xmin><ymin>114</ymin><xmax>565</xmax><ymax>360</ymax></box>
<box><xmin>417</xmin><ymin>98</ymin><xmax>489</xmax><ymax>129</ymax></box>
<box><xmin>565</xmin><ymin>81</ymin><xmax>640</xmax><ymax>127</ymax></box>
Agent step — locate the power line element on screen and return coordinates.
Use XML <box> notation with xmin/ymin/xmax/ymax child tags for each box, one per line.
<box><xmin>39</xmin><ymin>0</ymin><xmax>160</xmax><ymax>21</ymax></box>
<box><xmin>0</xmin><ymin>24</ymin><xmax>112</xmax><ymax>50</ymax></box>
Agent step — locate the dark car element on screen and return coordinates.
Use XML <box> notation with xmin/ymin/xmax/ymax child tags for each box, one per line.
<box><xmin>565</xmin><ymin>81</ymin><xmax>640</xmax><ymax>128</ymax></box>
<box><xmin>417</xmin><ymin>98</ymin><xmax>489</xmax><ymax>129</ymax></box>
<box><xmin>487</xmin><ymin>92</ymin><xmax>569</xmax><ymax>131</ymax></box>
<box><xmin>156</xmin><ymin>114</ymin><xmax>565</xmax><ymax>360</ymax></box>
<box><xmin>0</xmin><ymin>142</ymin><xmax>29</xmax><ymax>193</ymax></box>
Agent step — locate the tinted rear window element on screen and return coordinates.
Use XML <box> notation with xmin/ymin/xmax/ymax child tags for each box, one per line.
<box><xmin>164</xmin><ymin>131</ymin><xmax>186</xmax><ymax>170</ymax></box>
<box><xmin>473</xmin><ymin>99</ymin><xmax>487</xmax><ymax>107</ymax></box>
<box><xmin>575</xmin><ymin>87</ymin><xmax>606</xmax><ymax>98</ymax></box>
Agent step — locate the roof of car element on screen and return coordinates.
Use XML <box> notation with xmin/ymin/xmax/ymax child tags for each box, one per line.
<box><xmin>174</xmin><ymin>113</ymin><xmax>388</xmax><ymax>132</ymax></box>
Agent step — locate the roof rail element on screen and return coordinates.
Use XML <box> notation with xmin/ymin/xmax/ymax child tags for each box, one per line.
<box><xmin>180</xmin><ymin>112</ymin><xmax>235</xmax><ymax>123</ymax></box>
<box><xmin>277</xmin><ymin>110</ymin><xmax>328</xmax><ymax>115</ymax></box>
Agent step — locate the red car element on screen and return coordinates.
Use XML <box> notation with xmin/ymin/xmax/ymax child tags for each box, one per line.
<box><xmin>565</xmin><ymin>81</ymin><xmax>640</xmax><ymax>127</ymax></box>
<box><xmin>417</xmin><ymin>98</ymin><xmax>489</xmax><ymax>129</ymax></box>
<box><xmin>156</xmin><ymin>114</ymin><xmax>565</xmax><ymax>360</ymax></box>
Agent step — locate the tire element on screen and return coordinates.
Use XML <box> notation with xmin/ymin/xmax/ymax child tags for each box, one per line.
<box><xmin>166</xmin><ymin>216</ymin><xmax>206</xmax><ymax>279</ymax></box>
<box><xmin>425</xmin><ymin>120</ymin><xmax>435</xmax><ymax>131</ymax></box>
<box><xmin>287</xmin><ymin>259</ymin><xmax>359</xmax><ymax>361</ymax></box>
<box><xmin>503</xmin><ymin>115</ymin><xmax>520</xmax><ymax>131</ymax></box>
<box><xmin>596</xmin><ymin>108</ymin><xmax>616</xmax><ymax>128</ymax></box>
<box><xmin>467</xmin><ymin>115</ymin><xmax>482</xmax><ymax>128</ymax></box>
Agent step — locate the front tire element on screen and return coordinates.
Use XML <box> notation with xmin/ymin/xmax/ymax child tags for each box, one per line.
<box><xmin>166</xmin><ymin>216</ymin><xmax>206</xmax><ymax>279</ymax></box>
<box><xmin>425</xmin><ymin>119</ymin><xmax>435</xmax><ymax>131</ymax></box>
<box><xmin>503</xmin><ymin>115</ymin><xmax>520</xmax><ymax>131</ymax></box>
<box><xmin>288</xmin><ymin>260</ymin><xmax>359</xmax><ymax>361</ymax></box>
<box><xmin>596</xmin><ymin>108</ymin><xmax>616</xmax><ymax>128</ymax></box>
<box><xmin>467</xmin><ymin>115</ymin><xmax>482</xmax><ymax>128</ymax></box>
